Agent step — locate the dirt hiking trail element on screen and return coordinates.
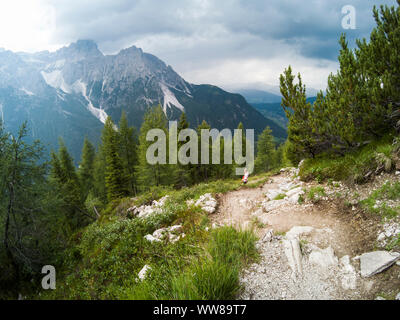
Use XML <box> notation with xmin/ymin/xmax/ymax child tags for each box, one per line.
<box><xmin>213</xmin><ymin>169</ymin><xmax>400</xmax><ymax>300</ymax></box>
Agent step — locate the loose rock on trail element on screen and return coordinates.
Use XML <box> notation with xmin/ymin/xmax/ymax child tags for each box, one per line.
<box><xmin>213</xmin><ymin>169</ymin><xmax>400</xmax><ymax>300</ymax></box>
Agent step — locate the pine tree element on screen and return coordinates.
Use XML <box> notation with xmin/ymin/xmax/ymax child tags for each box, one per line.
<box><xmin>356</xmin><ymin>2</ymin><xmax>400</xmax><ymax>132</ymax></box>
<box><xmin>118</xmin><ymin>111</ymin><xmax>138</xmax><ymax>195</ymax></box>
<box><xmin>136</xmin><ymin>105</ymin><xmax>171</xmax><ymax>190</ymax></box>
<box><xmin>92</xmin><ymin>148</ymin><xmax>107</xmax><ymax>203</ymax></box>
<box><xmin>280</xmin><ymin>66</ymin><xmax>317</xmax><ymax>163</ymax></box>
<box><xmin>102</xmin><ymin>117</ymin><xmax>128</xmax><ymax>201</ymax></box>
<box><xmin>50</xmin><ymin>139</ymin><xmax>88</xmax><ymax>230</ymax></box>
<box><xmin>1</xmin><ymin>123</ymin><xmax>55</xmax><ymax>294</ymax></box>
<box><xmin>195</xmin><ymin>120</ymin><xmax>212</xmax><ymax>182</ymax></box>
<box><xmin>78</xmin><ymin>138</ymin><xmax>96</xmax><ymax>199</ymax></box>
<box><xmin>232</xmin><ymin>122</ymin><xmax>247</xmax><ymax>178</ymax></box>
<box><xmin>280</xmin><ymin>1</ymin><xmax>400</xmax><ymax>163</ymax></box>
<box><xmin>255</xmin><ymin>126</ymin><xmax>276</xmax><ymax>173</ymax></box>
<box><xmin>174</xmin><ymin>112</ymin><xmax>192</xmax><ymax>187</ymax></box>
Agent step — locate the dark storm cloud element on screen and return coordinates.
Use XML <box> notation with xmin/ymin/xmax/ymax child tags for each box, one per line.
<box><xmin>45</xmin><ymin>0</ymin><xmax>397</xmax><ymax>89</ymax></box>
<box><xmin>48</xmin><ymin>0</ymin><xmax>395</xmax><ymax>57</ymax></box>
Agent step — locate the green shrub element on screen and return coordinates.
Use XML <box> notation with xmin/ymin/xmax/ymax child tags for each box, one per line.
<box><xmin>360</xmin><ymin>181</ymin><xmax>400</xmax><ymax>218</ymax></box>
<box><xmin>41</xmin><ymin>179</ymin><xmax>259</xmax><ymax>300</ymax></box>
<box><xmin>299</xmin><ymin>135</ymin><xmax>395</xmax><ymax>183</ymax></box>
<box><xmin>273</xmin><ymin>193</ymin><xmax>286</xmax><ymax>200</ymax></box>
<box><xmin>307</xmin><ymin>186</ymin><xmax>326</xmax><ymax>203</ymax></box>
<box><xmin>168</xmin><ymin>227</ymin><xmax>258</xmax><ymax>300</ymax></box>
<box><xmin>171</xmin><ymin>258</ymin><xmax>240</xmax><ymax>300</ymax></box>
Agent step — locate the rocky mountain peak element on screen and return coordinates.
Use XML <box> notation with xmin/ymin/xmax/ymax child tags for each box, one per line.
<box><xmin>118</xmin><ymin>45</ymin><xmax>143</xmax><ymax>56</ymax></box>
<box><xmin>56</xmin><ymin>39</ymin><xmax>103</xmax><ymax>61</ymax></box>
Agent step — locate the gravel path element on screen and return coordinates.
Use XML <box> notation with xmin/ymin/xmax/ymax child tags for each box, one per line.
<box><xmin>213</xmin><ymin>169</ymin><xmax>400</xmax><ymax>300</ymax></box>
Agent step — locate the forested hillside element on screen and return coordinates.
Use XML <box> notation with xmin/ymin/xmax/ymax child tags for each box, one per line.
<box><xmin>252</xmin><ymin>97</ymin><xmax>317</xmax><ymax>130</ymax></box>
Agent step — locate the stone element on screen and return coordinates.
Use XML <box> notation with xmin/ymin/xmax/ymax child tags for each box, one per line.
<box><xmin>202</xmin><ymin>206</ymin><xmax>216</xmax><ymax>214</ymax></box>
<box><xmin>262</xmin><ymin>229</ymin><xmax>274</xmax><ymax>242</ymax></box>
<box><xmin>153</xmin><ymin>227</ymin><xmax>168</xmax><ymax>239</ymax></box>
<box><xmin>298</xmin><ymin>159</ymin><xmax>306</xmax><ymax>169</ymax></box>
<box><xmin>285</xmin><ymin>186</ymin><xmax>302</xmax><ymax>197</ymax></box>
<box><xmin>309</xmin><ymin>246</ymin><xmax>338</xmax><ymax>268</ymax></box>
<box><xmin>279</xmin><ymin>182</ymin><xmax>294</xmax><ymax>192</ymax></box>
<box><xmin>148</xmin><ymin>225</ymin><xmax>185</xmax><ymax>243</ymax></box>
<box><xmin>287</xmin><ymin>193</ymin><xmax>302</xmax><ymax>204</ymax></box>
<box><xmin>262</xmin><ymin>199</ymin><xmax>286</xmax><ymax>212</ymax></box>
<box><xmin>195</xmin><ymin>193</ymin><xmax>217</xmax><ymax>214</ymax></box>
<box><xmin>377</xmin><ymin>222</ymin><xmax>400</xmax><ymax>246</ymax></box>
<box><xmin>396</xmin><ymin>292</ymin><xmax>400</xmax><ymax>300</ymax></box>
<box><xmin>265</xmin><ymin>189</ymin><xmax>282</xmax><ymax>201</ymax></box>
<box><xmin>340</xmin><ymin>256</ymin><xmax>357</xmax><ymax>290</ymax></box>
<box><xmin>359</xmin><ymin>251</ymin><xmax>400</xmax><ymax>278</ymax></box>
<box><xmin>251</xmin><ymin>208</ymin><xmax>264</xmax><ymax>216</ymax></box>
<box><xmin>283</xmin><ymin>239</ymin><xmax>303</xmax><ymax>278</ymax></box>
<box><xmin>138</xmin><ymin>265</ymin><xmax>151</xmax><ymax>281</ymax></box>
<box><xmin>375</xmin><ymin>296</ymin><xmax>386</xmax><ymax>300</ymax></box>
<box><xmin>169</xmin><ymin>233</ymin><xmax>183</xmax><ymax>243</ymax></box>
<box><xmin>286</xmin><ymin>226</ymin><xmax>314</xmax><ymax>240</ymax></box>
<box><xmin>144</xmin><ymin>234</ymin><xmax>161</xmax><ymax>243</ymax></box>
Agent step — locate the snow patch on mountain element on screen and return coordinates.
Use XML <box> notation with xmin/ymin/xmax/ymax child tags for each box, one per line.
<box><xmin>41</xmin><ymin>70</ymin><xmax>71</xmax><ymax>94</ymax></box>
<box><xmin>56</xmin><ymin>90</ymin><xmax>66</xmax><ymax>101</ymax></box>
<box><xmin>20</xmin><ymin>88</ymin><xmax>35</xmax><ymax>96</ymax></box>
<box><xmin>73</xmin><ymin>80</ymin><xmax>108</xmax><ymax>124</ymax></box>
<box><xmin>161</xmin><ymin>83</ymin><xmax>185</xmax><ymax>113</ymax></box>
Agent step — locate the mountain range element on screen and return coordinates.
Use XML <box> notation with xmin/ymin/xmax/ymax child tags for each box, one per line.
<box><xmin>235</xmin><ymin>89</ymin><xmax>282</xmax><ymax>104</ymax></box>
<box><xmin>0</xmin><ymin>40</ymin><xmax>287</xmax><ymax>161</ymax></box>
<box><xmin>251</xmin><ymin>97</ymin><xmax>318</xmax><ymax>129</ymax></box>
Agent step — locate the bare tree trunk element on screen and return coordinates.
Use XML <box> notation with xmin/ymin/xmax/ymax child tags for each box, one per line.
<box><xmin>4</xmin><ymin>181</ymin><xmax>20</xmax><ymax>298</ymax></box>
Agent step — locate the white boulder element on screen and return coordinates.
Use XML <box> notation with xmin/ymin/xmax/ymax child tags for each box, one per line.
<box><xmin>145</xmin><ymin>224</ymin><xmax>184</xmax><ymax>243</ymax></box>
<box><xmin>127</xmin><ymin>196</ymin><xmax>170</xmax><ymax>219</ymax></box>
<box><xmin>286</xmin><ymin>226</ymin><xmax>314</xmax><ymax>240</ymax></box>
<box><xmin>144</xmin><ymin>234</ymin><xmax>162</xmax><ymax>243</ymax></box>
<box><xmin>138</xmin><ymin>265</ymin><xmax>152</xmax><ymax>281</ymax></box>
<box><xmin>283</xmin><ymin>239</ymin><xmax>303</xmax><ymax>279</ymax></box>
<box><xmin>339</xmin><ymin>255</ymin><xmax>357</xmax><ymax>290</ymax></box>
<box><xmin>309</xmin><ymin>246</ymin><xmax>338</xmax><ymax>268</ymax></box>
<box><xmin>194</xmin><ymin>194</ymin><xmax>218</xmax><ymax>214</ymax></box>
<box><xmin>360</xmin><ymin>251</ymin><xmax>400</xmax><ymax>278</ymax></box>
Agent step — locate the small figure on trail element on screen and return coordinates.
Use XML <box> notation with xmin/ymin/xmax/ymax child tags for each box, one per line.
<box><xmin>242</xmin><ymin>168</ymin><xmax>249</xmax><ymax>185</ymax></box>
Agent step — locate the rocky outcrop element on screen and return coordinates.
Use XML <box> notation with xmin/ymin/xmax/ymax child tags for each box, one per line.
<box><xmin>144</xmin><ymin>225</ymin><xmax>185</xmax><ymax>244</ymax></box>
<box><xmin>263</xmin><ymin>182</ymin><xmax>304</xmax><ymax>210</ymax></box>
<box><xmin>138</xmin><ymin>265</ymin><xmax>152</xmax><ymax>281</ymax></box>
<box><xmin>359</xmin><ymin>251</ymin><xmax>400</xmax><ymax>278</ymax></box>
<box><xmin>188</xmin><ymin>193</ymin><xmax>218</xmax><ymax>214</ymax></box>
<box><xmin>127</xmin><ymin>196</ymin><xmax>170</xmax><ymax>219</ymax></box>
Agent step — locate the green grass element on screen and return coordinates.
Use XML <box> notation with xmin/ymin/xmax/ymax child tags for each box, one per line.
<box><xmin>36</xmin><ymin>175</ymin><xmax>262</xmax><ymax>300</ymax></box>
<box><xmin>307</xmin><ymin>186</ymin><xmax>327</xmax><ymax>203</ymax></box>
<box><xmin>251</xmin><ymin>216</ymin><xmax>266</xmax><ymax>229</ymax></box>
<box><xmin>299</xmin><ymin>134</ymin><xmax>396</xmax><ymax>183</ymax></box>
<box><xmin>273</xmin><ymin>193</ymin><xmax>287</xmax><ymax>200</ymax></box>
<box><xmin>360</xmin><ymin>181</ymin><xmax>400</xmax><ymax>219</ymax></box>
<box><xmin>125</xmin><ymin>227</ymin><xmax>258</xmax><ymax>300</ymax></box>
<box><xmin>385</xmin><ymin>233</ymin><xmax>400</xmax><ymax>251</ymax></box>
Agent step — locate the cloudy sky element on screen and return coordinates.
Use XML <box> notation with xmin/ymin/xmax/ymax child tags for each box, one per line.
<box><xmin>0</xmin><ymin>0</ymin><xmax>396</xmax><ymax>93</ymax></box>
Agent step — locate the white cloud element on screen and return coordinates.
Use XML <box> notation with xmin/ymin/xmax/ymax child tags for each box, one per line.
<box><xmin>0</xmin><ymin>0</ymin><xmax>60</xmax><ymax>52</ymax></box>
<box><xmin>0</xmin><ymin>0</ymin><xmax>395</xmax><ymax>91</ymax></box>
<box><xmin>181</xmin><ymin>55</ymin><xmax>338</xmax><ymax>94</ymax></box>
